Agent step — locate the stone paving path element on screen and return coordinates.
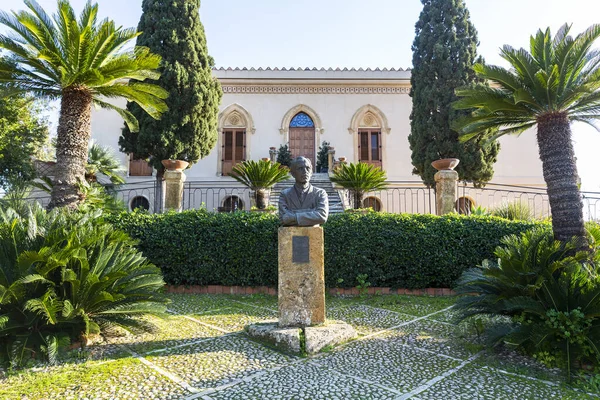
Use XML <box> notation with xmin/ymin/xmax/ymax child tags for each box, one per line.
<box><xmin>1</xmin><ymin>294</ymin><xmax>598</xmax><ymax>400</ymax></box>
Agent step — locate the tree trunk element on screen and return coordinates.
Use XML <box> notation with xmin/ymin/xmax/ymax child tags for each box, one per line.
<box><xmin>536</xmin><ymin>113</ymin><xmax>585</xmax><ymax>242</ymax></box>
<box><xmin>353</xmin><ymin>191</ymin><xmax>363</xmax><ymax>209</ymax></box>
<box><xmin>48</xmin><ymin>87</ymin><xmax>93</xmax><ymax>209</ymax></box>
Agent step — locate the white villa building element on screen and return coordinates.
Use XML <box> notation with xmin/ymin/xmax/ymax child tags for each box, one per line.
<box><xmin>90</xmin><ymin>67</ymin><xmax>549</xmax><ymax>214</ymax></box>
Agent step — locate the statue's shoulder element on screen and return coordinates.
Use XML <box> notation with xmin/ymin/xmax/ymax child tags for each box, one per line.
<box><xmin>312</xmin><ymin>185</ymin><xmax>327</xmax><ymax>196</ymax></box>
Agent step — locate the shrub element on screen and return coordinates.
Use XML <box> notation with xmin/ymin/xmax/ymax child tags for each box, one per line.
<box><xmin>0</xmin><ymin>205</ymin><xmax>168</xmax><ymax>368</ymax></box>
<box><xmin>276</xmin><ymin>144</ymin><xmax>292</xmax><ymax>167</ymax></box>
<box><xmin>316</xmin><ymin>141</ymin><xmax>330</xmax><ymax>172</ymax></box>
<box><xmin>490</xmin><ymin>201</ymin><xmax>534</xmax><ymax>221</ymax></box>
<box><xmin>108</xmin><ymin>211</ymin><xmax>544</xmax><ymax>289</ymax></box>
<box><xmin>453</xmin><ymin>226</ymin><xmax>600</xmax><ymax>378</ymax></box>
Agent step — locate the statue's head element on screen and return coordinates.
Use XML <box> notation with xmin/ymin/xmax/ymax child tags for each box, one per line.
<box><xmin>290</xmin><ymin>156</ymin><xmax>312</xmax><ymax>185</ymax></box>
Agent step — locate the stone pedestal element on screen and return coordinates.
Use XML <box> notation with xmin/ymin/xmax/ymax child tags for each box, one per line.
<box><xmin>434</xmin><ymin>169</ymin><xmax>458</xmax><ymax>215</ymax></box>
<box><xmin>269</xmin><ymin>147</ymin><xmax>277</xmax><ymax>163</ymax></box>
<box><xmin>164</xmin><ymin>170</ymin><xmax>186</xmax><ymax>212</ymax></box>
<box><xmin>278</xmin><ymin>226</ymin><xmax>325</xmax><ymax>327</ymax></box>
<box><xmin>327</xmin><ymin>147</ymin><xmax>335</xmax><ymax>172</ymax></box>
<box><xmin>245</xmin><ymin>225</ymin><xmax>357</xmax><ymax>356</ymax></box>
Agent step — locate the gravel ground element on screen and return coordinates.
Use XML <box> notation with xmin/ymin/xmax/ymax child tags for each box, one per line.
<box><xmin>1</xmin><ymin>293</ymin><xmax>596</xmax><ymax>400</ymax></box>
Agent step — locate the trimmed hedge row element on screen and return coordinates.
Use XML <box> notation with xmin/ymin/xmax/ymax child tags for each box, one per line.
<box><xmin>107</xmin><ymin>210</ymin><xmax>546</xmax><ymax>289</ymax></box>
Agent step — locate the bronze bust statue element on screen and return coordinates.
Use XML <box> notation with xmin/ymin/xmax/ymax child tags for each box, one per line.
<box><xmin>279</xmin><ymin>157</ymin><xmax>328</xmax><ymax>226</ymax></box>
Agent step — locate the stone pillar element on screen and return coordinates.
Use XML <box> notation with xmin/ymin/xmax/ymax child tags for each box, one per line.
<box><xmin>327</xmin><ymin>146</ymin><xmax>335</xmax><ymax>172</ymax></box>
<box><xmin>434</xmin><ymin>170</ymin><xmax>458</xmax><ymax>215</ymax></box>
<box><xmin>278</xmin><ymin>226</ymin><xmax>325</xmax><ymax>327</ymax></box>
<box><xmin>164</xmin><ymin>170</ymin><xmax>187</xmax><ymax>212</ymax></box>
<box><xmin>269</xmin><ymin>147</ymin><xmax>277</xmax><ymax>163</ymax></box>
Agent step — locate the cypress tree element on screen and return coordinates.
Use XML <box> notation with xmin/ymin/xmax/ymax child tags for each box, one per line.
<box><xmin>408</xmin><ymin>0</ymin><xmax>499</xmax><ymax>187</ymax></box>
<box><xmin>119</xmin><ymin>0</ymin><xmax>222</xmax><ymax>174</ymax></box>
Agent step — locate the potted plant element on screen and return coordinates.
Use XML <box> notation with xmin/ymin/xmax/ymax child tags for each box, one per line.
<box><xmin>229</xmin><ymin>159</ymin><xmax>290</xmax><ymax>209</ymax></box>
<box><xmin>276</xmin><ymin>144</ymin><xmax>292</xmax><ymax>167</ymax></box>
<box><xmin>330</xmin><ymin>162</ymin><xmax>387</xmax><ymax>209</ymax></box>
<box><xmin>316</xmin><ymin>140</ymin><xmax>331</xmax><ymax>173</ymax></box>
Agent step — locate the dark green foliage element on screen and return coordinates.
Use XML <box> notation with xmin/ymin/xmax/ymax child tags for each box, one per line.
<box><xmin>454</xmin><ymin>227</ymin><xmax>600</xmax><ymax>377</ymax></box>
<box><xmin>108</xmin><ymin>210</ymin><xmax>280</xmax><ymax>286</ymax></box>
<box><xmin>119</xmin><ymin>0</ymin><xmax>222</xmax><ymax>172</ymax></box>
<box><xmin>409</xmin><ymin>0</ymin><xmax>499</xmax><ymax>187</ymax></box>
<box><xmin>316</xmin><ymin>141</ymin><xmax>330</xmax><ymax>172</ymax></box>
<box><xmin>0</xmin><ymin>205</ymin><xmax>168</xmax><ymax>368</ymax></box>
<box><xmin>109</xmin><ymin>211</ymin><xmax>543</xmax><ymax>289</ymax></box>
<box><xmin>276</xmin><ymin>144</ymin><xmax>292</xmax><ymax>167</ymax></box>
<box><xmin>0</xmin><ymin>89</ymin><xmax>49</xmax><ymax>190</ymax></box>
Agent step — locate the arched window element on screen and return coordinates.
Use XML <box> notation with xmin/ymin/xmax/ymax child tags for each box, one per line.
<box><xmin>349</xmin><ymin>105</ymin><xmax>390</xmax><ymax>169</ymax></box>
<box><xmin>219</xmin><ymin>195</ymin><xmax>244</xmax><ymax>212</ymax></box>
<box><xmin>218</xmin><ymin>104</ymin><xmax>255</xmax><ymax>176</ymax></box>
<box><xmin>290</xmin><ymin>112</ymin><xmax>315</xmax><ymax>128</ymax></box>
<box><xmin>130</xmin><ymin>196</ymin><xmax>150</xmax><ymax>211</ymax></box>
<box><xmin>363</xmin><ymin>196</ymin><xmax>382</xmax><ymax>212</ymax></box>
<box><xmin>456</xmin><ymin>196</ymin><xmax>474</xmax><ymax>214</ymax></box>
<box><xmin>289</xmin><ymin>112</ymin><xmax>316</xmax><ymax>165</ymax></box>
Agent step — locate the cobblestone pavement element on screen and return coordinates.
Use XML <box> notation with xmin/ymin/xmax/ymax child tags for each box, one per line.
<box><xmin>1</xmin><ymin>294</ymin><xmax>598</xmax><ymax>400</ymax></box>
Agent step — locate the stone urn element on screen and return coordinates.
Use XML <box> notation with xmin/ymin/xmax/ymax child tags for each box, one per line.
<box><xmin>161</xmin><ymin>159</ymin><xmax>189</xmax><ymax>172</ymax></box>
<box><xmin>431</xmin><ymin>158</ymin><xmax>460</xmax><ymax>171</ymax></box>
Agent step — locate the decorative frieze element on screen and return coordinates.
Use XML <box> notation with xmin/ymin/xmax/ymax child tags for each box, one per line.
<box><xmin>222</xmin><ymin>85</ymin><xmax>409</xmax><ymax>95</ymax></box>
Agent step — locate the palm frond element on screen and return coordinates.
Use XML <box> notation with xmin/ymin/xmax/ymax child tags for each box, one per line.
<box><xmin>229</xmin><ymin>160</ymin><xmax>290</xmax><ymax>190</ymax></box>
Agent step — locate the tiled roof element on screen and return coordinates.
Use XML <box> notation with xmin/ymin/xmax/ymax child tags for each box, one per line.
<box><xmin>213</xmin><ymin>66</ymin><xmax>411</xmax><ymax>71</ymax></box>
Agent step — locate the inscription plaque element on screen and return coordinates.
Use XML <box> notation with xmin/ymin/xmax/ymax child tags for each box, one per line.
<box><xmin>292</xmin><ymin>236</ymin><xmax>309</xmax><ymax>263</ymax></box>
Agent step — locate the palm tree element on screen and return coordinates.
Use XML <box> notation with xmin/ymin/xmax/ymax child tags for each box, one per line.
<box><xmin>330</xmin><ymin>162</ymin><xmax>387</xmax><ymax>209</ymax></box>
<box><xmin>0</xmin><ymin>0</ymin><xmax>168</xmax><ymax>209</ymax></box>
<box><xmin>85</xmin><ymin>142</ymin><xmax>125</xmax><ymax>184</ymax></box>
<box><xmin>453</xmin><ymin>24</ymin><xmax>600</xmax><ymax>242</ymax></box>
<box><xmin>229</xmin><ymin>160</ymin><xmax>290</xmax><ymax>209</ymax></box>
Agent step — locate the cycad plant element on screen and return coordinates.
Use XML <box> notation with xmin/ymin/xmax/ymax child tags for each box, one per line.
<box><xmin>454</xmin><ymin>24</ymin><xmax>600</xmax><ymax>242</ymax></box>
<box><xmin>0</xmin><ymin>204</ymin><xmax>168</xmax><ymax>368</ymax></box>
<box><xmin>330</xmin><ymin>162</ymin><xmax>387</xmax><ymax>209</ymax></box>
<box><xmin>0</xmin><ymin>0</ymin><xmax>168</xmax><ymax>209</ymax></box>
<box><xmin>229</xmin><ymin>160</ymin><xmax>290</xmax><ymax>209</ymax></box>
<box><xmin>454</xmin><ymin>227</ymin><xmax>600</xmax><ymax>379</ymax></box>
<box><xmin>490</xmin><ymin>201</ymin><xmax>534</xmax><ymax>221</ymax></box>
<box><xmin>85</xmin><ymin>143</ymin><xmax>125</xmax><ymax>184</ymax></box>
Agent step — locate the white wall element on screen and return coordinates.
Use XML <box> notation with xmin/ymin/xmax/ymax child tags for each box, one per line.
<box><xmin>90</xmin><ymin>70</ymin><xmax>544</xmax><ymax>186</ymax></box>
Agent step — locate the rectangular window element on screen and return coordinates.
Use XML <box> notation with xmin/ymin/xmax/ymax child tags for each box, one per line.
<box><xmin>235</xmin><ymin>131</ymin><xmax>244</xmax><ymax>161</ymax></box>
<box><xmin>371</xmin><ymin>133</ymin><xmax>380</xmax><ymax>161</ymax></box>
<box><xmin>222</xmin><ymin>129</ymin><xmax>245</xmax><ymax>176</ymax></box>
<box><xmin>360</xmin><ymin>132</ymin><xmax>369</xmax><ymax>161</ymax></box>
<box><xmin>359</xmin><ymin>129</ymin><xmax>381</xmax><ymax>165</ymax></box>
<box><xmin>224</xmin><ymin>131</ymin><xmax>233</xmax><ymax>160</ymax></box>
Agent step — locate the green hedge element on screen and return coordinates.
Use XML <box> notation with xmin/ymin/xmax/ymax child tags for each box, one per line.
<box><xmin>108</xmin><ymin>210</ymin><xmax>546</xmax><ymax>288</ymax></box>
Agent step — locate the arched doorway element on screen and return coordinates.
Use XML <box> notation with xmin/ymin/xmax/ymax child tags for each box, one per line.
<box><xmin>289</xmin><ymin>112</ymin><xmax>316</xmax><ymax>166</ymax></box>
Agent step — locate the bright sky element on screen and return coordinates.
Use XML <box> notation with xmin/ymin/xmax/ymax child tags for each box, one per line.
<box><xmin>2</xmin><ymin>0</ymin><xmax>600</xmax><ymax>191</ymax></box>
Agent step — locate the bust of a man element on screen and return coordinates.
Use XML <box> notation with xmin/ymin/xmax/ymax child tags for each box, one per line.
<box><xmin>279</xmin><ymin>156</ymin><xmax>329</xmax><ymax>226</ymax></box>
